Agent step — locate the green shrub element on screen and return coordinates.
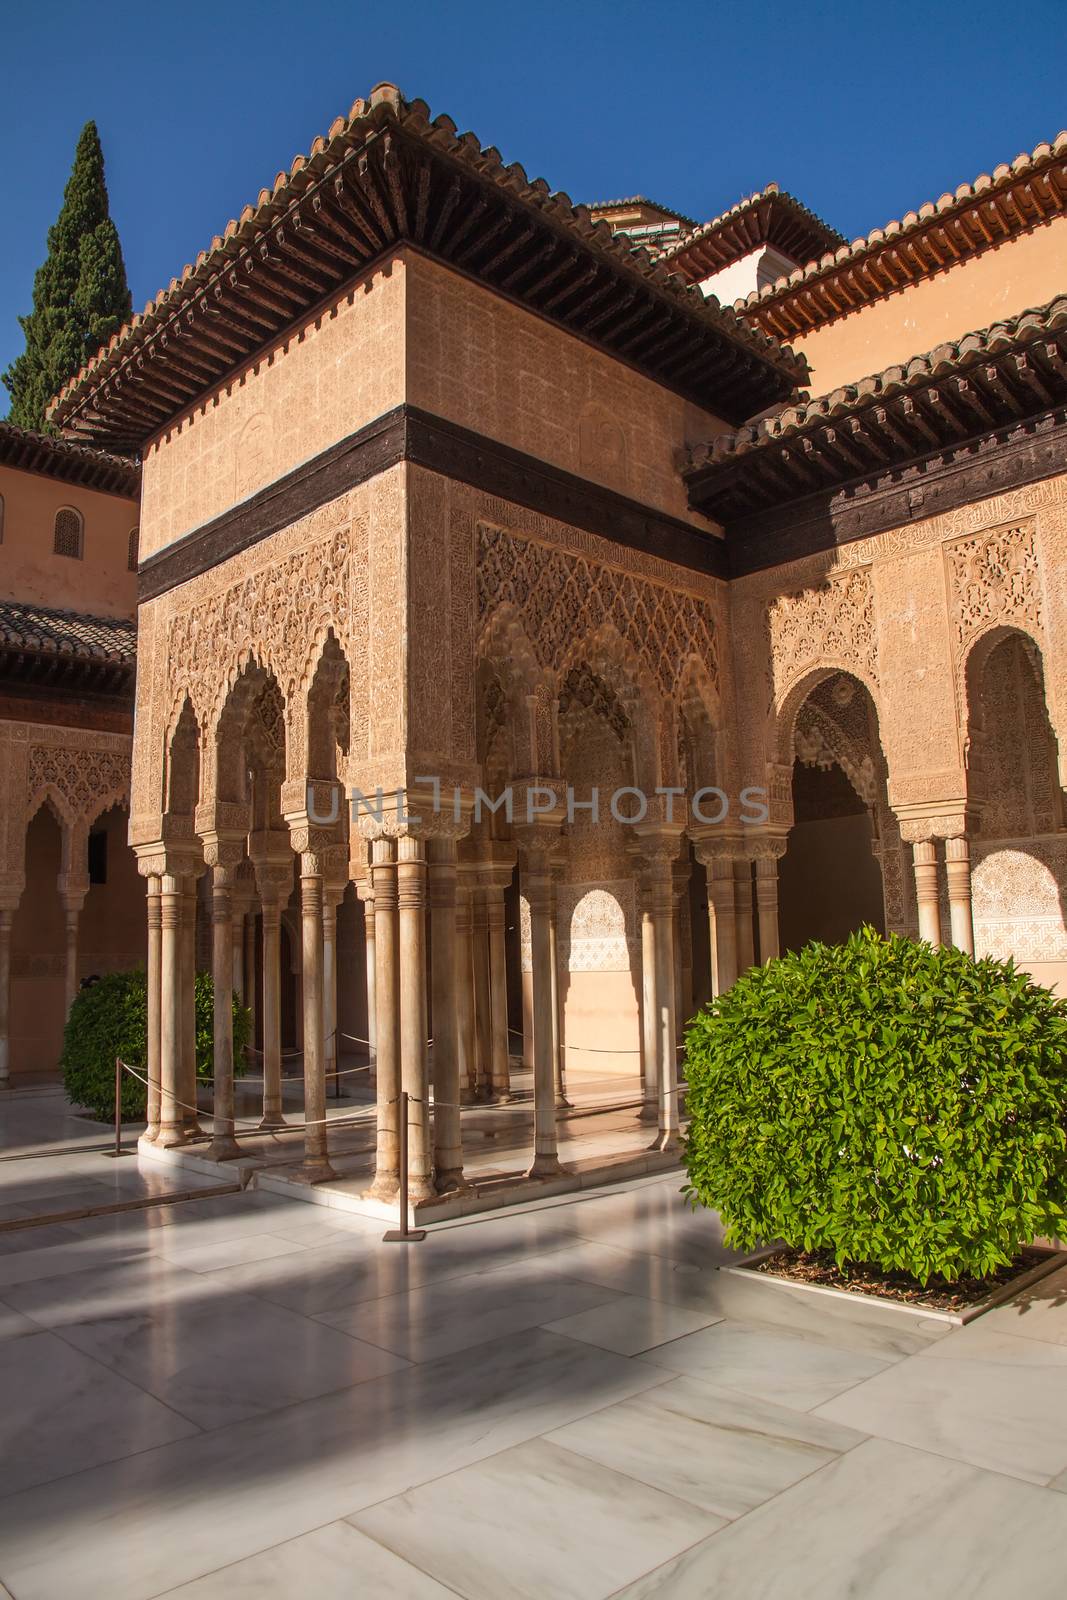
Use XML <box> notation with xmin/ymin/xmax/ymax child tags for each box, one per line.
<box><xmin>683</xmin><ymin>927</ymin><xmax>1067</xmax><ymax>1283</ymax></box>
<box><xmin>61</xmin><ymin>969</ymin><xmax>251</xmax><ymax>1123</ymax></box>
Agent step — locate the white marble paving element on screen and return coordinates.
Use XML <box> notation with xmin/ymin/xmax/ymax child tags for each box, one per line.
<box><xmin>637</xmin><ymin>1318</ymin><xmax>893</xmax><ymax>1410</ymax></box>
<box><xmin>610</xmin><ymin>1437</ymin><xmax>1067</xmax><ymax>1599</ymax></box>
<box><xmin>546</xmin><ymin>1374</ymin><xmax>865</xmax><ymax>1518</ymax></box>
<box><xmin>154</xmin><ymin>1521</ymin><xmax>460</xmax><ymax>1598</ymax></box>
<box><xmin>544</xmin><ymin>1292</ymin><xmax>721</xmax><ymax>1355</ymax></box>
<box><xmin>351</xmin><ymin>1437</ymin><xmax>720</xmax><ymax>1600</ymax></box>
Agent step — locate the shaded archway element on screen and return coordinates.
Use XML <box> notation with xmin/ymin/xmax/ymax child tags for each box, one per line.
<box><xmin>9</xmin><ymin>802</ymin><xmax>65</xmax><ymax>1079</ymax></box>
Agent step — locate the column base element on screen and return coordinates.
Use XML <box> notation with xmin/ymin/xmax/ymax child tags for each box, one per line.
<box><xmin>650</xmin><ymin>1129</ymin><xmax>683</xmax><ymax>1155</ymax></box>
<box><xmin>363</xmin><ymin>1171</ymin><xmax>399</xmax><ymax>1201</ymax></box>
<box><xmin>290</xmin><ymin>1158</ymin><xmax>338</xmax><ymax>1186</ymax></box>
<box><xmin>554</xmin><ymin>1093</ymin><xmax>573</xmax><ymax>1111</ymax></box>
<box><xmin>257</xmin><ymin>1111</ymin><xmax>287</xmax><ymax>1131</ymax></box>
<box><xmin>157</xmin><ymin>1124</ymin><xmax>188</xmax><ymax>1149</ymax></box>
<box><xmin>638</xmin><ymin>1101</ymin><xmax>659</xmax><ymax>1124</ymax></box>
<box><xmin>205</xmin><ymin>1136</ymin><xmax>241</xmax><ymax>1162</ymax></box>
<box><xmin>526</xmin><ymin>1152</ymin><xmax>564</xmax><ymax>1180</ymax></box>
<box><xmin>435</xmin><ymin>1169</ymin><xmax>473</xmax><ymax>1197</ymax></box>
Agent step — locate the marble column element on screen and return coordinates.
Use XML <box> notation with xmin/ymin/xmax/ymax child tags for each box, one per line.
<box><xmin>472</xmin><ymin>883</ymin><xmax>493</xmax><ymax>1101</ymax></box>
<box><xmin>398</xmin><ymin>835</ymin><xmax>433</xmax><ymax>1200</ymax></box>
<box><xmin>144</xmin><ymin>876</ymin><xmax>162</xmax><ymax>1142</ymax></box>
<box><xmin>0</xmin><ymin>903</ymin><xmax>17</xmax><ymax>1089</ymax></box>
<box><xmin>755</xmin><ymin>853</ymin><xmax>781</xmax><ymax>963</ymax></box>
<box><xmin>705</xmin><ymin>855</ymin><xmax>738</xmax><ymax>995</ymax></box>
<box><xmin>455</xmin><ymin>865</ymin><xmax>478</xmax><ymax>1103</ymax></box>
<box><xmin>639</xmin><ymin>880</ymin><xmax>658</xmax><ymax>1121</ymax></box>
<box><xmin>180</xmin><ymin>878</ymin><xmax>202</xmax><ymax>1136</ymax></box>
<box><xmin>259</xmin><ymin>895</ymin><xmax>285</xmax><ymax>1128</ymax></box>
<box><xmin>645</xmin><ymin>847</ymin><xmax>680</xmax><ymax>1152</ymax></box>
<box><xmin>485</xmin><ymin>874</ymin><xmax>513</xmax><ymax>1101</ymax></box>
<box><xmin>243</xmin><ymin>910</ymin><xmax>257</xmax><ymax>1037</ymax></box>
<box><xmin>429</xmin><ymin>838</ymin><xmax>467</xmax><ymax>1193</ymax></box>
<box><xmin>368</xmin><ymin>837</ymin><xmax>400</xmax><ymax>1197</ymax></box>
<box><xmin>60</xmin><ymin>893</ymin><xmax>85</xmax><ymax>1018</ymax></box>
<box><xmin>322</xmin><ymin>883</ymin><xmax>343</xmax><ymax>1098</ymax></box>
<box><xmin>358</xmin><ymin>887</ymin><xmax>377</xmax><ymax>1079</ymax></box>
<box><xmin>158</xmin><ymin>875</ymin><xmax>185</xmax><ymax>1146</ymax></box>
<box><xmin>548</xmin><ymin>881</ymin><xmax>569</xmax><ymax>1109</ymax></box>
<box><xmin>520</xmin><ymin>844</ymin><xmax>562</xmax><ymax>1178</ymax></box>
<box><xmin>734</xmin><ymin>858</ymin><xmax>755</xmax><ymax>972</ymax></box>
<box><xmin>912</xmin><ymin>841</ymin><xmax>942</xmax><ymax>947</ymax></box>
<box><xmin>231</xmin><ymin>911</ymin><xmax>245</xmax><ymax>1008</ymax></box>
<box><xmin>298</xmin><ymin>859</ymin><xmax>336</xmax><ymax>1181</ymax></box>
<box><xmin>945</xmin><ymin>836</ymin><xmax>975</xmax><ymax>955</ymax></box>
<box><xmin>207</xmin><ymin>865</ymin><xmax>240</xmax><ymax>1161</ymax></box>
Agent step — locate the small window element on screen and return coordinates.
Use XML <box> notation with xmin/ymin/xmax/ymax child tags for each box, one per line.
<box><xmin>54</xmin><ymin>507</ymin><xmax>84</xmax><ymax>559</ymax></box>
<box><xmin>88</xmin><ymin>829</ymin><xmax>108</xmax><ymax>885</ymax></box>
<box><xmin>127</xmin><ymin>527</ymin><xmax>139</xmax><ymax>571</ymax></box>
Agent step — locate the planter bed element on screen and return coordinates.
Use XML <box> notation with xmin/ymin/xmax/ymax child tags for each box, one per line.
<box><xmin>725</xmin><ymin>1244</ymin><xmax>1064</xmax><ymax>1325</ymax></box>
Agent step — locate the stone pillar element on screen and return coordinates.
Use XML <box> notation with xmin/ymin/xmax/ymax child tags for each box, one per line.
<box><xmin>518</xmin><ymin>833</ymin><xmax>563</xmax><ymax>1178</ymax></box>
<box><xmin>911</xmin><ymin>841</ymin><xmax>942</xmax><ymax>948</ymax></box>
<box><xmin>357</xmin><ymin>885</ymin><xmax>377</xmax><ymax>1076</ymax></box>
<box><xmin>243</xmin><ymin>910</ymin><xmax>257</xmax><ymax>1037</ymax></box>
<box><xmin>734</xmin><ymin>858</ymin><xmax>755</xmax><ymax>973</ymax></box>
<box><xmin>703</xmin><ymin>852</ymin><xmax>738</xmax><ymax>995</ymax></box>
<box><xmin>754</xmin><ymin>846</ymin><xmax>784</xmax><ymax>964</ymax></box>
<box><xmin>638</xmin><ymin>877</ymin><xmax>658</xmax><ymax>1121</ymax></box>
<box><xmin>60</xmin><ymin>893</ymin><xmax>85</xmax><ymax>1018</ymax></box>
<box><xmin>297</xmin><ymin>858</ymin><xmax>336</xmax><ymax>1182</ymax></box>
<box><xmin>429</xmin><ymin>838</ymin><xmax>467</xmax><ymax>1193</ymax></box>
<box><xmin>671</xmin><ymin>857</ymin><xmax>690</xmax><ymax>1045</ymax></box>
<box><xmin>945</xmin><ymin>836</ymin><xmax>975</xmax><ymax>956</ymax></box>
<box><xmin>368</xmin><ymin>837</ymin><xmax>400</xmax><ymax>1198</ymax></box>
<box><xmin>144</xmin><ymin>875</ymin><xmax>162</xmax><ymax>1142</ymax></box>
<box><xmin>483</xmin><ymin>861</ymin><xmax>515</xmax><ymax>1101</ymax></box>
<box><xmin>158</xmin><ymin>875</ymin><xmax>185</xmax><ymax>1146</ymax></box>
<box><xmin>322</xmin><ymin>880</ymin><xmax>344</xmax><ymax>1099</ymax></box>
<box><xmin>471</xmin><ymin>882</ymin><xmax>493</xmax><ymax>1101</ymax></box>
<box><xmin>397</xmin><ymin>835</ymin><xmax>433</xmax><ymax>1200</ymax></box>
<box><xmin>207</xmin><ymin>864</ymin><xmax>240</xmax><ymax>1161</ymax></box>
<box><xmin>259</xmin><ymin>895</ymin><xmax>285</xmax><ymax>1127</ymax></box>
<box><xmin>231</xmin><ymin>910</ymin><xmax>245</xmax><ymax>1008</ymax></box>
<box><xmin>639</xmin><ymin>837</ymin><xmax>681</xmax><ymax>1152</ymax></box>
<box><xmin>455</xmin><ymin>864</ymin><xmax>478</xmax><ymax>1102</ymax></box>
<box><xmin>0</xmin><ymin>901</ymin><xmax>17</xmax><ymax>1088</ymax></box>
<box><xmin>180</xmin><ymin>877</ymin><xmax>202</xmax><ymax>1135</ymax></box>
<box><xmin>548</xmin><ymin>892</ymin><xmax>569</xmax><ymax>1110</ymax></box>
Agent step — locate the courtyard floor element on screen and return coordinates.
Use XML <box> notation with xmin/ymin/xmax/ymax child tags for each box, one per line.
<box><xmin>2</xmin><ymin>1089</ymin><xmax>1067</xmax><ymax>1598</ymax></box>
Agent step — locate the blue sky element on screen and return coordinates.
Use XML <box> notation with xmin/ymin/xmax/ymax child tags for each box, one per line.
<box><xmin>2</xmin><ymin>0</ymin><xmax>1065</xmax><ymax>399</ymax></box>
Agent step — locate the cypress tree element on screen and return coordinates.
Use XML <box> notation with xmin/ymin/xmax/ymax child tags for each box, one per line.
<box><xmin>3</xmin><ymin>122</ymin><xmax>132</xmax><ymax>432</ymax></box>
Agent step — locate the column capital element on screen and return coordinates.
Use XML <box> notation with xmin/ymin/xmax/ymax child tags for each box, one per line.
<box><xmin>689</xmin><ymin>829</ymin><xmax>744</xmax><ymax>870</ymax></box>
<box><xmin>893</xmin><ymin>800</ymin><xmax>977</xmax><ymax>845</ymax></box>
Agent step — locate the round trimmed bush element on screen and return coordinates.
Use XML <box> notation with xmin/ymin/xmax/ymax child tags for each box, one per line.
<box><xmin>683</xmin><ymin>927</ymin><xmax>1067</xmax><ymax>1283</ymax></box>
<box><xmin>62</xmin><ymin>969</ymin><xmax>251</xmax><ymax>1123</ymax></box>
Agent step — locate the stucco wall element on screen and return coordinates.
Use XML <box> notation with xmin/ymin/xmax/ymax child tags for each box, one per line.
<box><xmin>791</xmin><ymin>218</ymin><xmax>1067</xmax><ymax>394</ymax></box>
<box><xmin>0</xmin><ymin>463</ymin><xmax>138</xmax><ymax>619</ymax></box>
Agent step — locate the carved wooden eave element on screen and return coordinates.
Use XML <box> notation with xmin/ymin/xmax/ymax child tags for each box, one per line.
<box><xmin>0</xmin><ymin>423</ymin><xmax>139</xmax><ymax>497</ymax></box>
<box><xmin>683</xmin><ymin>295</ymin><xmax>1067</xmax><ymax>555</ymax></box>
<box><xmin>736</xmin><ymin>132</ymin><xmax>1067</xmax><ymax>340</ymax></box>
<box><xmin>48</xmin><ymin>85</ymin><xmax>806</xmax><ymax>451</ymax></box>
<box><xmin>660</xmin><ymin>185</ymin><xmax>846</xmax><ymax>284</ymax></box>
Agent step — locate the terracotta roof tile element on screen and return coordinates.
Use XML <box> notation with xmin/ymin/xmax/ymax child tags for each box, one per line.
<box><xmin>0</xmin><ymin>599</ymin><xmax>136</xmax><ymax>664</ymax></box>
<box><xmin>0</xmin><ymin>423</ymin><xmax>139</xmax><ymax>498</ymax></box>
<box><xmin>660</xmin><ymin>183</ymin><xmax>846</xmax><ymax>281</ymax></box>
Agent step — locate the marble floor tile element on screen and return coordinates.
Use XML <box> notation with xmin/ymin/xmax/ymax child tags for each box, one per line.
<box><xmin>0</xmin><ymin>1329</ymin><xmax>670</xmax><ymax>1600</ymax></box>
<box><xmin>0</xmin><ymin>1297</ymin><xmax>44</xmax><ymax>1341</ymax></box>
<box><xmin>638</xmin><ymin>1319</ymin><xmax>892</xmax><ymax>1410</ymax></box>
<box><xmin>568</xmin><ymin>1186</ymin><xmax>737</xmax><ymax>1271</ymax></box>
<box><xmin>0</xmin><ymin>1329</ymin><xmax>199</xmax><ymax>1494</ymax></box>
<box><xmin>0</xmin><ymin>1233</ymin><xmax>151</xmax><ymax>1288</ymax></box>
<box><xmin>351</xmin><ymin>1436</ymin><xmax>720</xmax><ymax>1600</ymax></box>
<box><xmin>980</xmin><ymin>1260</ymin><xmax>1067</xmax><ymax>1346</ymax></box>
<box><xmin>0</xmin><ymin>1221</ymin><xmax>86</xmax><ymax>1257</ymax></box>
<box><xmin>318</xmin><ymin>1266</ymin><xmax>622</xmax><ymax>1362</ymax></box>
<box><xmin>154</xmin><ymin>1521</ymin><xmax>459</xmax><ymax>1598</ymax></box>
<box><xmin>154</xmin><ymin>1231</ymin><xmax>311</xmax><ymax>1273</ymax></box>
<box><xmin>815</xmin><ymin>1331</ymin><xmax>1067</xmax><ymax>1483</ymax></box>
<box><xmin>610</xmin><ymin>1437</ymin><xmax>1067</xmax><ymax>1599</ymax></box>
<box><xmin>544</xmin><ymin>1293</ymin><xmax>721</xmax><ymax>1355</ymax></box>
<box><xmin>8</xmin><ymin>1264</ymin><xmax>410</xmax><ymax>1429</ymax></box>
<box><xmin>547</xmin><ymin>1374</ymin><xmax>865</xmax><ymax>1518</ymax></box>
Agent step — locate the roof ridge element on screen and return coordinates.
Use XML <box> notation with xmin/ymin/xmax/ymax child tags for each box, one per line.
<box><xmin>660</xmin><ymin>182</ymin><xmax>846</xmax><ymax>263</ymax></box>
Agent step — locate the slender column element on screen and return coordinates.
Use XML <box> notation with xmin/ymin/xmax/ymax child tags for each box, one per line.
<box><xmin>429</xmin><ymin>839</ymin><xmax>467</xmax><ymax>1192</ymax></box>
<box><xmin>208</xmin><ymin>865</ymin><xmax>240</xmax><ymax>1160</ymax></box>
<box><xmin>397</xmin><ymin>835</ymin><xmax>432</xmax><ymax>1200</ymax></box>
<box><xmin>368</xmin><ymin>838</ymin><xmax>400</xmax><ymax>1197</ymax></box>
<box><xmin>455</xmin><ymin>866</ymin><xmax>478</xmax><ymax>1101</ymax></box>
<box><xmin>322</xmin><ymin>887</ymin><xmax>341</xmax><ymax>1097</ymax></box>
<box><xmin>734</xmin><ymin>859</ymin><xmax>755</xmax><ymax>972</ymax></box>
<box><xmin>144</xmin><ymin>876</ymin><xmax>162</xmax><ymax>1141</ymax></box>
<box><xmin>706</xmin><ymin>856</ymin><xmax>738</xmax><ymax>995</ymax></box>
<box><xmin>244</xmin><ymin>910</ymin><xmax>256</xmax><ymax>1037</ymax></box>
<box><xmin>547</xmin><ymin>887</ymin><xmax>569</xmax><ymax>1109</ymax></box>
<box><xmin>472</xmin><ymin>885</ymin><xmax>493</xmax><ymax>1100</ymax></box>
<box><xmin>259</xmin><ymin>897</ymin><xmax>284</xmax><ymax>1127</ymax></box>
<box><xmin>0</xmin><ymin>906</ymin><xmax>15</xmax><ymax>1088</ymax></box>
<box><xmin>180</xmin><ymin>879</ymin><xmax>202</xmax><ymax>1135</ymax></box>
<box><xmin>361</xmin><ymin>890</ymin><xmax>377</xmax><ymax>1079</ymax></box>
<box><xmin>945</xmin><ymin>836</ymin><xmax>975</xmax><ymax>955</ymax></box>
<box><xmin>647</xmin><ymin>851</ymin><xmax>680</xmax><ymax>1152</ymax></box>
<box><xmin>639</xmin><ymin>885</ymin><xmax>658</xmax><ymax>1121</ymax></box>
<box><xmin>231</xmin><ymin>912</ymin><xmax>245</xmax><ymax>1007</ymax></box>
<box><xmin>297</xmin><ymin>861</ymin><xmax>335</xmax><ymax>1181</ymax></box>
<box><xmin>61</xmin><ymin>895</ymin><xmax>85</xmax><ymax>1017</ymax></box>
<box><xmin>912</xmin><ymin>841</ymin><xmax>942</xmax><ymax>948</ymax></box>
<box><xmin>158</xmin><ymin>876</ymin><xmax>184</xmax><ymax>1145</ymax></box>
<box><xmin>755</xmin><ymin>854</ymin><xmax>781</xmax><ymax>964</ymax></box>
<box><xmin>486</xmin><ymin>878</ymin><xmax>512</xmax><ymax>1100</ymax></box>
<box><xmin>522</xmin><ymin>849</ymin><xmax>562</xmax><ymax>1178</ymax></box>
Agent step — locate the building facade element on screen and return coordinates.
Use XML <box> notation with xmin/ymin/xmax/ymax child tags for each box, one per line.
<box><xmin>16</xmin><ymin>85</ymin><xmax>1065</xmax><ymax>1204</ymax></box>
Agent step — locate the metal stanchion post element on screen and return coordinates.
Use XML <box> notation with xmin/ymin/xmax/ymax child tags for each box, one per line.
<box><xmin>383</xmin><ymin>1089</ymin><xmax>426</xmax><ymax>1242</ymax></box>
<box><xmin>105</xmin><ymin>1056</ymin><xmax>133</xmax><ymax>1158</ymax></box>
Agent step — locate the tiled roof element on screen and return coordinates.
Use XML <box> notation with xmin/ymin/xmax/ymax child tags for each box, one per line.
<box><xmin>587</xmin><ymin>196</ymin><xmax>697</xmax><ymax>226</ymax></box>
<box><xmin>0</xmin><ymin>599</ymin><xmax>136</xmax><ymax>664</ymax></box>
<box><xmin>49</xmin><ymin>84</ymin><xmax>805</xmax><ymax>445</ymax></box>
<box><xmin>736</xmin><ymin>133</ymin><xmax>1067</xmax><ymax>341</ymax></box>
<box><xmin>684</xmin><ymin>293</ymin><xmax>1067</xmax><ymax>520</ymax></box>
<box><xmin>660</xmin><ymin>184</ymin><xmax>846</xmax><ymax>282</ymax></box>
<box><xmin>0</xmin><ymin>422</ymin><xmax>139</xmax><ymax>498</ymax></box>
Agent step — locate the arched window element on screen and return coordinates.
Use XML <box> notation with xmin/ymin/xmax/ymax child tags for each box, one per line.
<box><xmin>127</xmin><ymin>528</ymin><xmax>139</xmax><ymax>571</ymax></box>
<box><xmin>53</xmin><ymin>507</ymin><xmax>84</xmax><ymax>559</ymax></box>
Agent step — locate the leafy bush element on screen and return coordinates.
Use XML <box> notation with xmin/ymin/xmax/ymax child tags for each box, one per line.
<box><xmin>62</xmin><ymin>969</ymin><xmax>251</xmax><ymax>1123</ymax></box>
<box><xmin>683</xmin><ymin>927</ymin><xmax>1067</xmax><ymax>1283</ymax></box>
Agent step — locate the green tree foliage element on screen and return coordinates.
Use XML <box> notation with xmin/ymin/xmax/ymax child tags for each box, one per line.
<box><xmin>683</xmin><ymin>927</ymin><xmax>1067</xmax><ymax>1283</ymax></box>
<box><xmin>61</xmin><ymin>969</ymin><xmax>251</xmax><ymax>1123</ymax></box>
<box><xmin>3</xmin><ymin>122</ymin><xmax>131</xmax><ymax>431</ymax></box>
